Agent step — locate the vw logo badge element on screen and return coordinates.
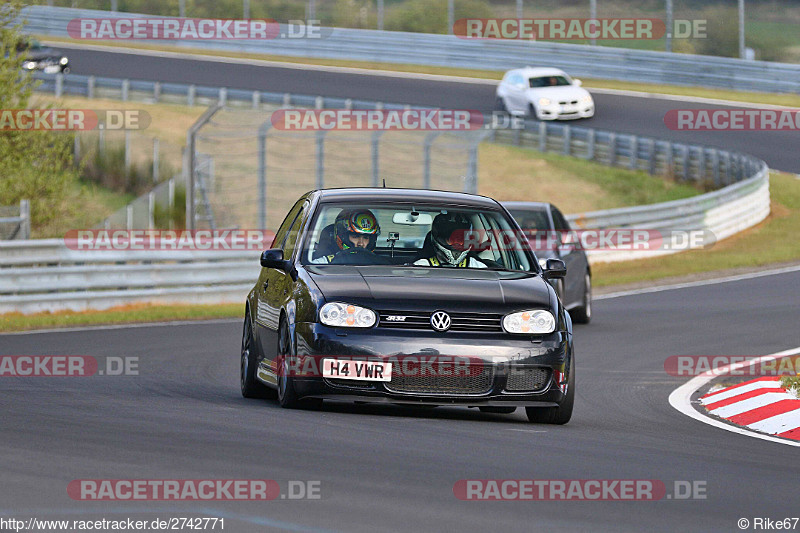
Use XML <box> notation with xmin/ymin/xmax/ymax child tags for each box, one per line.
<box><xmin>430</xmin><ymin>311</ymin><xmax>451</xmax><ymax>332</ymax></box>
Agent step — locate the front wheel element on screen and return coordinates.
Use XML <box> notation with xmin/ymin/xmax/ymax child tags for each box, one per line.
<box><xmin>571</xmin><ymin>273</ymin><xmax>592</xmax><ymax>324</ymax></box>
<box><xmin>277</xmin><ymin>319</ymin><xmax>321</xmax><ymax>410</ymax></box>
<box><xmin>241</xmin><ymin>312</ymin><xmax>274</xmax><ymax>399</ymax></box>
<box><xmin>494</xmin><ymin>96</ymin><xmax>508</xmax><ymax>113</ymax></box>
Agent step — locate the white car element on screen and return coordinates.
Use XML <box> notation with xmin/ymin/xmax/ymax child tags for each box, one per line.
<box><xmin>496</xmin><ymin>67</ymin><xmax>594</xmax><ymax>120</ymax></box>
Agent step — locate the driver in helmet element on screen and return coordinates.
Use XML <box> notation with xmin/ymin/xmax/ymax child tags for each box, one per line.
<box><xmin>312</xmin><ymin>209</ymin><xmax>381</xmax><ymax>264</ymax></box>
<box><xmin>414</xmin><ymin>212</ymin><xmax>489</xmax><ymax>268</ymax></box>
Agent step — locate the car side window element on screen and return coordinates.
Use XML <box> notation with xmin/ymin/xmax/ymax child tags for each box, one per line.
<box><xmin>551</xmin><ymin>208</ymin><xmax>570</xmax><ymax>232</ymax></box>
<box><xmin>271</xmin><ymin>199</ymin><xmax>305</xmax><ymax>250</ymax></box>
<box><xmin>281</xmin><ymin>201</ymin><xmax>310</xmax><ymax>260</ymax></box>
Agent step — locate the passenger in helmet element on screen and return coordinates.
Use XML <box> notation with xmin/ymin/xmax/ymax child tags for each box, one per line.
<box><xmin>414</xmin><ymin>212</ymin><xmax>489</xmax><ymax>268</ymax></box>
<box><xmin>312</xmin><ymin>209</ymin><xmax>385</xmax><ymax>264</ymax></box>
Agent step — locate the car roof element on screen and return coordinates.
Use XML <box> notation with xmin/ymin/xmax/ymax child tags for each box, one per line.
<box><xmin>312</xmin><ymin>188</ymin><xmax>503</xmax><ymax>209</ymax></box>
<box><xmin>509</xmin><ymin>67</ymin><xmax>569</xmax><ymax>78</ymax></box>
<box><xmin>501</xmin><ymin>201</ymin><xmax>551</xmax><ymax>212</ymax></box>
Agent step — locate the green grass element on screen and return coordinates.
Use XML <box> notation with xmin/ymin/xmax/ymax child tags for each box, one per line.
<box><xmin>0</xmin><ymin>303</ymin><xmax>243</xmax><ymax>333</ymax></box>
<box><xmin>38</xmin><ymin>36</ymin><xmax>800</xmax><ymax>108</ymax></box>
<box><xmin>781</xmin><ymin>375</ymin><xmax>800</xmax><ymax>393</ymax></box>
<box><xmin>592</xmin><ymin>172</ymin><xmax>800</xmax><ymax>287</ymax></box>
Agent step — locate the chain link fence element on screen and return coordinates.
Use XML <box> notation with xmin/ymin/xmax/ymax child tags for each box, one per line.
<box><xmin>190</xmin><ymin>106</ymin><xmax>487</xmax><ymax>231</ymax></box>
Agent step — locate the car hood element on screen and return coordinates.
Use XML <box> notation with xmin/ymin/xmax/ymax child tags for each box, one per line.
<box><xmin>305</xmin><ymin>265</ymin><xmax>552</xmax><ymax>311</ymax></box>
<box><xmin>527</xmin><ymin>86</ymin><xmax>589</xmax><ymax>101</ymax></box>
<box><xmin>27</xmin><ymin>48</ymin><xmax>64</xmax><ymax>61</ymax></box>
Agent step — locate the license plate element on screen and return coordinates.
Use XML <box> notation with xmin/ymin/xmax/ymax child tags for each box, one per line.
<box><xmin>44</xmin><ymin>65</ymin><xmax>60</xmax><ymax>74</ymax></box>
<box><xmin>322</xmin><ymin>359</ymin><xmax>391</xmax><ymax>381</ymax></box>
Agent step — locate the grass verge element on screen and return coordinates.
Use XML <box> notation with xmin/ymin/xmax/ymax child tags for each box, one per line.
<box><xmin>39</xmin><ymin>36</ymin><xmax>800</xmax><ymax>108</ymax></box>
<box><xmin>0</xmin><ymin>303</ymin><xmax>243</xmax><ymax>333</ymax></box>
<box><xmin>592</xmin><ymin>172</ymin><xmax>800</xmax><ymax>287</ymax></box>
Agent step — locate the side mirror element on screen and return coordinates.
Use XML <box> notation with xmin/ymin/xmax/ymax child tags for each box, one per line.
<box><xmin>543</xmin><ymin>258</ymin><xmax>566</xmax><ymax>279</ymax></box>
<box><xmin>573</xmin><ymin>79</ymin><xmax>582</xmax><ymax>86</ymax></box>
<box><xmin>260</xmin><ymin>248</ymin><xmax>285</xmax><ymax>269</ymax></box>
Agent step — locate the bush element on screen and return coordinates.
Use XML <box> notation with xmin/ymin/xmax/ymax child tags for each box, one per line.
<box><xmin>691</xmin><ymin>6</ymin><xmax>739</xmax><ymax>58</ymax></box>
<box><xmin>153</xmin><ymin>184</ymin><xmax>186</xmax><ymax>229</ymax></box>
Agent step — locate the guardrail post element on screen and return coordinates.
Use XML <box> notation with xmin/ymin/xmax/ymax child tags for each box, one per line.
<box><xmin>152</xmin><ymin>138</ymin><xmax>160</xmax><ymax>184</ymax></box>
<box><xmin>465</xmin><ymin>142</ymin><xmax>479</xmax><ymax>194</ymax></box>
<box><xmin>587</xmin><ymin>129</ymin><xmax>595</xmax><ymax>160</ymax></box>
<box><xmin>629</xmin><ymin>136</ymin><xmax>638</xmax><ymax>170</ymax></box>
<box><xmin>698</xmin><ymin>147</ymin><xmax>706</xmax><ymax>182</ymax></box>
<box><xmin>153</xmin><ymin>82</ymin><xmax>161</xmax><ymax>102</ymax></box>
<box><xmin>608</xmin><ymin>133</ymin><xmax>616</xmax><ymax>166</ymax></box>
<box><xmin>344</xmin><ymin>98</ymin><xmax>352</xmax><ymax>110</ymax></box>
<box><xmin>563</xmin><ymin>125</ymin><xmax>571</xmax><ymax>156</ymax></box>
<box><xmin>187</xmin><ymin>85</ymin><xmax>196</xmax><ymax>106</ymax></box>
<box><xmin>55</xmin><ymin>73</ymin><xmax>63</xmax><ymax>97</ymax></box>
<box><xmin>371</xmin><ymin>131</ymin><xmax>383</xmax><ymax>187</ymax></box>
<box><xmin>712</xmin><ymin>149</ymin><xmax>720</xmax><ymax>187</ymax></box>
<box><xmin>513</xmin><ymin>126</ymin><xmax>521</xmax><ymax>146</ymax></box>
<box><xmin>283</xmin><ymin>93</ymin><xmax>291</xmax><ymax>108</ymax></box>
<box><xmin>87</xmin><ymin>76</ymin><xmax>95</xmax><ymax>99</ymax></box>
<box><xmin>19</xmin><ymin>200</ymin><xmax>30</xmax><ymax>240</ymax></box>
<box><xmin>664</xmin><ymin>141</ymin><xmax>673</xmax><ymax>178</ymax></box>
<box><xmin>98</xmin><ymin>125</ymin><xmax>105</xmax><ymax>154</ymax></box>
<box><xmin>723</xmin><ymin>152</ymin><xmax>731</xmax><ymax>185</ymax></box>
<box><xmin>315</xmin><ymin>96</ymin><xmax>324</xmax><ymax>110</ymax></box>
<box><xmin>148</xmin><ymin>191</ymin><xmax>155</xmax><ymax>230</ymax></box>
<box><xmin>219</xmin><ymin>87</ymin><xmax>227</xmax><ymax>106</ymax></box>
<box><xmin>316</xmin><ymin>130</ymin><xmax>325</xmax><ymax>189</ymax></box>
<box><xmin>121</xmin><ymin>79</ymin><xmax>129</xmax><ymax>101</ymax></box>
<box><xmin>538</xmin><ymin>122</ymin><xmax>547</xmax><ymax>152</ymax></box>
<box><xmin>682</xmin><ymin>146</ymin><xmax>690</xmax><ymax>181</ymax></box>
<box><xmin>126</xmin><ymin>204</ymin><xmax>133</xmax><ymax>231</ymax></box>
<box><xmin>252</xmin><ymin>91</ymin><xmax>260</xmax><ymax>109</ymax></box>
<box><xmin>73</xmin><ymin>134</ymin><xmax>80</xmax><ymax>164</ymax></box>
<box><xmin>647</xmin><ymin>140</ymin><xmax>656</xmax><ymax>175</ymax></box>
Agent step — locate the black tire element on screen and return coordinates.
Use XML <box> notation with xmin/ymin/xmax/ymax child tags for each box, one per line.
<box><xmin>277</xmin><ymin>319</ymin><xmax>321</xmax><ymax>410</ymax></box>
<box><xmin>527</xmin><ymin>103</ymin><xmax>538</xmax><ymax>120</ymax></box>
<box><xmin>494</xmin><ymin>97</ymin><xmax>507</xmax><ymax>113</ymax></box>
<box><xmin>571</xmin><ymin>272</ymin><xmax>592</xmax><ymax>324</ymax></box>
<box><xmin>479</xmin><ymin>406</ymin><xmax>516</xmax><ymax>414</ymax></box>
<box><xmin>525</xmin><ymin>361</ymin><xmax>574</xmax><ymax>424</ymax></box>
<box><xmin>241</xmin><ymin>312</ymin><xmax>274</xmax><ymax>399</ymax></box>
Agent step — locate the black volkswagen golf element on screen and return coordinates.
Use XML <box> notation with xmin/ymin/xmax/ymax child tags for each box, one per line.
<box><xmin>241</xmin><ymin>188</ymin><xmax>575</xmax><ymax>424</ymax></box>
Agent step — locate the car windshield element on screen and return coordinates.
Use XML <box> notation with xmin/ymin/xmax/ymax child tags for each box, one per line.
<box><xmin>529</xmin><ymin>75</ymin><xmax>571</xmax><ymax>88</ymax></box>
<box><xmin>301</xmin><ymin>203</ymin><xmax>535</xmax><ymax>272</ymax></box>
<box><xmin>508</xmin><ymin>209</ymin><xmax>550</xmax><ymax>231</ymax></box>
<box><xmin>17</xmin><ymin>39</ymin><xmax>42</xmax><ymax>52</ymax></box>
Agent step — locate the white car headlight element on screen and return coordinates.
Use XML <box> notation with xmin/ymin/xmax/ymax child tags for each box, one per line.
<box><xmin>538</xmin><ymin>97</ymin><xmax>552</xmax><ymax>106</ymax></box>
<box><xmin>580</xmin><ymin>94</ymin><xmax>592</xmax><ymax>103</ymax></box>
<box><xmin>60</xmin><ymin>56</ymin><xmax>69</xmax><ymax>65</ymax></box>
<box><xmin>503</xmin><ymin>310</ymin><xmax>556</xmax><ymax>334</ymax></box>
<box><xmin>320</xmin><ymin>302</ymin><xmax>376</xmax><ymax>328</ymax></box>
<box><xmin>22</xmin><ymin>61</ymin><xmax>36</xmax><ymax>69</ymax></box>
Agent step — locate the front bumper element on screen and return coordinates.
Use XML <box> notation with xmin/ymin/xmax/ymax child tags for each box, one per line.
<box><xmin>289</xmin><ymin>322</ymin><xmax>572</xmax><ymax>406</ymax></box>
<box><xmin>539</xmin><ymin>103</ymin><xmax>594</xmax><ymax>120</ymax></box>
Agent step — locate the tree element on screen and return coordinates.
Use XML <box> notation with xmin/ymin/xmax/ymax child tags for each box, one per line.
<box><xmin>0</xmin><ymin>1</ymin><xmax>79</xmax><ymax>234</ymax></box>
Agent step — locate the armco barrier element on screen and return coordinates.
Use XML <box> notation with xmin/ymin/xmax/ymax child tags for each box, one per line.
<box><xmin>21</xmin><ymin>5</ymin><xmax>800</xmax><ymax>93</ymax></box>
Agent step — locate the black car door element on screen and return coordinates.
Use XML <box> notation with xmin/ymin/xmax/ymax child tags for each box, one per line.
<box><xmin>255</xmin><ymin>199</ymin><xmax>307</xmax><ymax>380</ymax></box>
<box><xmin>551</xmin><ymin>206</ymin><xmax>585</xmax><ymax>308</ymax></box>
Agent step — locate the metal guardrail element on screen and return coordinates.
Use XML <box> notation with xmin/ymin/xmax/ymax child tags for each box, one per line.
<box><xmin>0</xmin><ymin>200</ymin><xmax>31</xmax><ymax>241</ymax></box>
<box><xmin>0</xmin><ymin>240</ymin><xmax>256</xmax><ymax>314</ymax></box>
<box><xmin>21</xmin><ymin>5</ymin><xmax>800</xmax><ymax>93</ymax></box>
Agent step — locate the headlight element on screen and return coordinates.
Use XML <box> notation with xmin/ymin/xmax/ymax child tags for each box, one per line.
<box><xmin>503</xmin><ymin>310</ymin><xmax>556</xmax><ymax>334</ymax></box>
<box><xmin>22</xmin><ymin>61</ymin><xmax>36</xmax><ymax>69</ymax></box>
<box><xmin>320</xmin><ymin>302</ymin><xmax>376</xmax><ymax>328</ymax></box>
<box><xmin>60</xmin><ymin>56</ymin><xmax>69</xmax><ymax>65</ymax></box>
<box><xmin>538</xmin><ymin>97</ymin><xmax>551</xmax><ymax>106</ymax></box>
<box><xmin>580</xmin><ymin>94</ymin><xmax>592</xmax><ymax>103</ymax></box>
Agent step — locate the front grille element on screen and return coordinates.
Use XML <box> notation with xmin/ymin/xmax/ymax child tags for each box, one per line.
<box><xmin>385</xmin><ymin>365</ymin><xmax>494</xmax><ymax>395</ymax></box>
<box><xmin>378</xmin><ymin>311</ymin><xmax>503</xmax><ymax>332</ymax></box>
<box><xmin>505</xmin><ymin>367</ymin><xmax>550</xmax><ymax>392</ymax></box>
